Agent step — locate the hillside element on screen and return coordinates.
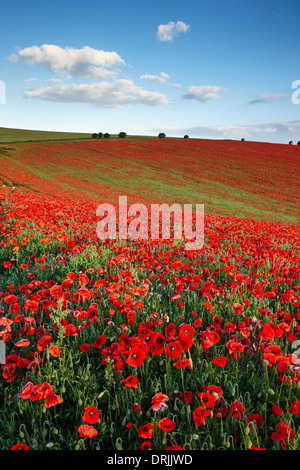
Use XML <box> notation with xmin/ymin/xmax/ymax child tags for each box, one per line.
<box><xmin>0</xmin><ymin>137</ymin><xmax>299</xmax><ymax>223</ymax></box>
<box><xmin>0</xmin><ymin>127</ymin><xmax>93</xmax><ymax>143</ymax></box>
<box><xmin>0</xmin><ymin>132</ymin><xmax>299</xmax><ymax>451</ymax></box>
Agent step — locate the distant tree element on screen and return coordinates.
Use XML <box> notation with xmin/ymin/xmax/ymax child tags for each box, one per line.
<box><xmin>158</xmin><ymin>132</ymin><xmax>166</xmax><ymax>138</ymax></box>
<box><xmin>241</xmin><ymin>138</ymin><xmax>245</xmax><ymax>141</ymax></box>
<box><xmin>289</xmin><ymin>141</ymin><xmax>293</xmax><ymax>145</ymax></box>
<box><xmin>104</xmin><ymin>133</ymin><xmax>110</xmax><ymax>139</ymax></box>
<box><xmin>297</xmin><ymin>140</ymin><xmax>300</xmax><ymax>145</ymax></box>
<box><xmin>184</xmin><ymin>135</ymin><xmax>189</xmax><ymax>139</ymax></box>
<box><xmin>98</xmin><ymin>132</ymin><xmax>103</xmax><ymax>139</ymax></box>
<box><xmin>118</xmin><ymin>132</ymin><xmax>127</xmax><ymax>138</ymax></box>
<box><xmin>92</xmin><ymin>133</ymin><xmax>98</xmax><ymax>139</ymax></box>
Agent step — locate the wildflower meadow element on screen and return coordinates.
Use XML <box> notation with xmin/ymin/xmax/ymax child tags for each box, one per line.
<box><xmin>0</xmin><ymin>137</ymin><xmax>299</xmax><ymax>455</ymax></box>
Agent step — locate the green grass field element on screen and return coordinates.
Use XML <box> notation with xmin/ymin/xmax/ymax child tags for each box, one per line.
<box><xmin>0</xmin><ymin>127</ymin><xmax>93</xmax><ymax>143</ymax></box>
<box><xmin>0</xmin><ymin>127</ymin><xmax>154</xmax><ymax>144</ymax></box>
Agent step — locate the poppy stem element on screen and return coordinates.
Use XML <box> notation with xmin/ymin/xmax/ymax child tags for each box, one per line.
<box><xmin>180</xmin><ymin>367</ymin><xmax>185</xmax><ymax>393</ymax></box>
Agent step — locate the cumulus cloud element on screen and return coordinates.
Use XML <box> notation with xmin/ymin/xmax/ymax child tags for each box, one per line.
<box><xmin>182</xmin><ymin>85</ymin><xmax>227</xmax><ymax>102</ymax></box>
<box><xmin>157</xmin><ymin>21</ymin><xmax>190</xmax><ymax>41</ymax></box>
<box><xmin>249</xmin><ymin>92</ymin><xmax>290</xmax><ymax>104</ymax></box>
<box><xmin>23</xmin><ymin>79</ymin><xmax>169</xmax><ymax>108</ymax></box>
<box><xmin>140</xmin><ymin>72</ymin><xmax>170</xmax><ymax>83</ymax></box>
<box><xmin>9</xmin><ymin>44</ymin><xmax>124</xmax><ymax>79</ymax></box>
<box><xmin>23</xmin><ymin>77</ymin><xmax>39</xmax><ymax>86</ymax></box>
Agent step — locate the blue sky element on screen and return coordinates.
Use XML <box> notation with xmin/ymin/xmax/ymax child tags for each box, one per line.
<box><xmin>0</xmin><ymin>0</ymin><xmax>299</xmax><ymax>143</ymax></box>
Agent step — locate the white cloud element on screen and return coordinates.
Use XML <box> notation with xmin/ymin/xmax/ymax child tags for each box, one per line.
<box><xmin>23</xmin><ymin>79</ymin><xmax>169</xmax><ymax>108</ymax></box>
<box><xmin>157</xmin><ymin>21</ymin><xmax>190</xmax><ymax>41</ymax></box>
<box><xmin>249</xmin><ymin>92</ymin><xmax>290</xmax><ymax>104</ymax></box>
<box><xmin>140</xmin><ymin>72</ymin><xmax>170</xmax><ymax>83</ymax></box>
<box><xmin>182</xmin><ymin>85</ymin><xmax>227</xmax><ymax>102</ymax></box>
<box><xmin>147</xmin><ymin>120</ymin><xmax>300</xmax><ymax>143</ymax></box>
<box><xmin>23</xmin><ymin>77</ymin><xmax>39</xmax><ymax>86</ymax></box>
<box><xmin>48</xmin><ymin>78</ymin><xmax>65</xmax><ymax>85</ymax></box>
<box><xmin>9</xmin><ymin>44</ymin><xmax>124</xmax><ymax>79</ymax></box>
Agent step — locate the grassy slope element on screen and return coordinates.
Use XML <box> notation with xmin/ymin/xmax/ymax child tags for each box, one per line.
<box><xmin>0</xmin><ymin>128</ymin><xmax>299</xmax><ymax>223</ymax></box>
<box><xmin>0</xmin><ymin>127</ymin><xmax>149</xmax><ymax>143</ymax></box>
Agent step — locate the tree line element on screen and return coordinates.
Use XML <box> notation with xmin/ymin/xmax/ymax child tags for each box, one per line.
<box><xmin>91</xmin><ymin>133</ymin><xmax>300</xmax><ymax>144</ymax></box>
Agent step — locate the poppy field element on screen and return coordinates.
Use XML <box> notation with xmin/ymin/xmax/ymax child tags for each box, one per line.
<box><xmin>0</xmin><ymin>137</ymin><xmax>300</xmax><ymax>451</ymax></box>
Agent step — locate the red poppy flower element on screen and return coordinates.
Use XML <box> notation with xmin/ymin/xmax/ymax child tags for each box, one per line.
<box><xmin>165</xmin><ymin>341</ymin><xmax>183</xmax><ymax>359</ymax></box>
<box><xmin>138</xmin><ymin>423</ymin><xmax>154</xmax><ymax>439</ymax></box>
<box><xmin>230</xmin><ymin>400</ymin><xmax>245</xmax><ymax>420</ymax></box>
<box><xmin>150</xmin><ymin>333</ymin><xmax>165</xmax><ymax>356</ymax></box>
<box><xmin>271</xmin><ymin>422</ymin><xmax>295</xmax><ymax>449</ymax></box>
<box><xmin>15</xmin><ymin>339</ymin><xmax>30</xmax><ymax>348</ymax></box>
<box><xmin>10</xmin><ymin>443</ymin><xmax>29</xmax><ymax>450</ymax></box>
<box><xmin>277</xmin><ymin>359</ymin><xmax>289</xmax><ymax>373</ymax></box>
<box><xmin>166</xmin><ymin>439</ymin><xmax>186</xmax><ymax>450</ymax></box>
<box><xmin>125</xmin><ymin>346</ymin><xmax>147</xmax><ymax>367</ymax></box>
<box><xmin>227</xmin><ymin>340</ymin><xmax>244</xmax><ymax>360</ymax></box>
<box><xmin>63</xmin><ymin>323</ymin><xmax>77</xmax><ymax>336</ymax></box>
<box><xmin>140</xmin><ymin>441</ymin><xmax>152</xmax><ymax>450</ymax></box>
<box><xmin>17</xmin><ymin>357</ymin><xmax>30</xmax><ymax>369</ymax></box>
<box><xmin>121</xmin><ymin>375</ymin><xmax>139</xmax><ymax>389</ymax></box>
<box><xmin>78</xmin><ymin>425</ymin><xmax>98</xmax><ymax>438</ymax></box>
<box><xmin>118</xmin><ymin>333</ymin><xmax>131</xmax><ymax>353</ymax></box>
<box><xmin>138</xmin><ymin>327</ymin><xmax>155</xmax><ymax>343</ymax></box>
<box><xmin>193</xmin><ymin>407</ymin><xmax>211</xmax><ymax>426</ymax></box>
<box><xmin>4</xmin><ymin>294</ymin><xmax>17</xmax><ymax>305</ymax></box>
<box><xmin>151</xmin><ymin>392</ymin><xmax>169</xmax><ymax>411</ymax></box>
<box><xmin>67</xmin><ymin>272</ymin><xmax>77</xmax><ymax>281</ymax></box>
<box><xmin>37</xmin><ymin>335</ymin><xmax>52</xmax><ymax>351</ymax></box>
<box><xmin>24</xmin><ymin>299</ymin><xmax>39</xmax><ymax>312</ymax></box>
<box><xmin>83</xmin><ymin>406</ymin><xmax>100</xmax><ymax>424</ymax></box>
<box><xmin>247</xmin><ymin>413</ymin><xmax>263</xmax><ymax>429</ymax></box>
<box><xmin>289</xmin><ymin>401</ymin><xmax>300</xmax><ymax>415</ymax></box>
<box><xmin>201</xmin><ymin>332</ymin><xmax>215</xmax><ymax>349</ymax></box>
<box><xmin>133</xmin><ymin>403</ymin><xmax>141</xmax><ymax>411</ymax></box>
<box><xmin>173</xmin><ymin>358</ymin><xmax>192</xmax><ymax>369</ymax></box>
<box><xmin>29</xmin><ymin>384</ymin><xmax>44</xmax><ymax>401</ymax></box>
<box><xmin>18</xmin><ymin>382</ymin><xmax>33</xmax><ymax>399</ymax></box>
<box><xmin>193</xmin><ymin>317</ymin><xmax>203</xmax><ymax>328</ymax></box>
<box><xmin>164</xmin><ymin>323</ymin><xmax>177</xmax><ymax>341</ymax></box>
<box><xmin>11</xmin><ymin>303</ymin><xmax>20</xmax><ymax>315</ymax></box>
<box><xmin>49</xmin><ymin>345</ymin><xmax>60</xmax><ymax>357</ymax></box>
<box><xmin>213</xmin><ymin>404</ymin><xmax>229</xmax><ymax>419</ymax></box>
<box><xmin>44</xmin><ymin>391</ymin><xmax>61</xmax><ymax>408</ymax></box>
<box><xmin>178</xmin><ymin>324</ymin><xmax>195</xmax><ymax>342</ymax></box>
<box><xmin>80</xmin><ymin>343</ymin><xmax>90</xmax><ymax>353</ymax></box>
<box><xmin>198</xmin><ymin>392</ymin><xmax>216</xmax><ymax>408</ymax></box>
<box><xmin>211</xmin><ymin>355</ymin><xmax>227</xmax><ymax>367</ymax></box>
<box><xmin>207</xmin><ymin>385</ymin><xmax>223</xmax><ymax>401</ymax></box>
<box><xmin>271</xmin><ymin>403</ymin><xmax>283</xmax><ymax>416</ymax></box>
<box><xmin>39</xmin><ymin>382</ymin><xmax>53</xmax><ymax>399</ymax></box>
<box><xmin>178</xmin><ymin>391</ymin><xmax>192</xmax><ymax>404</ymax></box>
<box><xmin>158</xmin><ymin>417</ymin><xmax>176</xmax><ymax>433</ymax></box>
